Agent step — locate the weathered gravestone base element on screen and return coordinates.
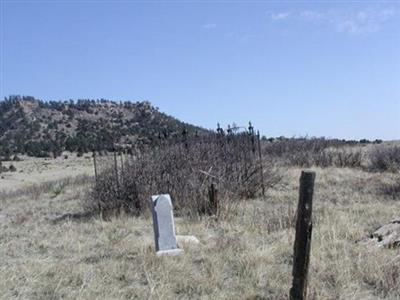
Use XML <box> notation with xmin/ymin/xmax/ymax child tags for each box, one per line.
<box><xmin>156</xmin><ymin>249</ymin><xmax>183</xmax><ymax>256</ymax></box>
<box><xmin>176</xmin><ymin>235</ymin><xmax>200</xmax><ymax>248</ymax></box>
<box><xmin>150</xmin><ymin>194</ymin><xmax>183</xmax><ymax>256</ymax></box>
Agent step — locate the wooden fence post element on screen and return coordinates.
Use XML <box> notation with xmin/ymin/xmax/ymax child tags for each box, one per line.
<box><xmin>290</xmin><ymin>171</ymin><xmax>316</xmax><ymax>300</ymax></box>
<box><xmin>93</xmin><ymin>151</ymin><xmax>98</xmax><ymax>183</ymax></box>
<box><xmin>208</xmin><ymin>183</ymin><xmax>218</xmax><ymax>216</ymax></box>
<box><xmin>120</xmin><ymin>151</ymin><xmax>124</xmax><ymax>175</ymax></box>
<box><xmin>113</xmin><ymin>148</ymin><xmax>119</xmax><ymax>189</ymax></box>
<box><xmin>257</xmin><ymin>131</ymin><xmax>265</xmax><ymax>197</ymax></box>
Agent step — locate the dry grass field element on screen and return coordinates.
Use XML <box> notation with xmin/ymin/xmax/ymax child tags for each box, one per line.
<box><xmin>0</xmin><ymin>153</ymin><xmax>94</xmax><ymax>193</ymax></box>
<box><xmin>1</xmin><ymin>153</ymin><xmax>400</xmax><ymax>299</ymax></box>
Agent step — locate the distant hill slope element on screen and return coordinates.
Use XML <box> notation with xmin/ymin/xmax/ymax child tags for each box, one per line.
<box><xmin>0</xmin><ymin>96</ymin><xmax>206</xmax><ymax>157</ymax></box>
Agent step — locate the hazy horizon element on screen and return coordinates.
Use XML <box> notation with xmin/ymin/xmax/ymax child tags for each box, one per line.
<box><xmin>1</xmin><ymin>1</ymin><xmax>399</xmax><ymax>140</ymax></box>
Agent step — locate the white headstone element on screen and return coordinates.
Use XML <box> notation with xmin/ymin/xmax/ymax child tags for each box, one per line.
<box><xmin>150</xmin><ymin>194</ymin><xmax>183</xmax><ymax>256</ymax></box>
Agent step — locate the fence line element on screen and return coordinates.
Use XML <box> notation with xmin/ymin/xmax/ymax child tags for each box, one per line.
<box><xmin>93</xmin><ymin>129</ymin><xmax>264</xmax><ymax>187</ymax></box>
<box><xmin>91</xmin><ymin>128</ymin><xmax>268</xmax><ymax>217</ymax></box>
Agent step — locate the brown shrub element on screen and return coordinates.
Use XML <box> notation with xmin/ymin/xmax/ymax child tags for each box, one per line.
<box><xmin>263</xmin><ymin>138</ymin><xmax>362</xmax><ymax>168</ymax></box>
<box><xmin>368</xmin><ymin>145</ymin><xmax>400</xmax><ymax>172</ymax></box>
<box><xmin>314</xmin><ymin>147</ymin><xmax>363</xmax><ymax>168</ymax></box>
<box><xmin>87</xmin><ymin>134</ymin><xmax>281</xmax><ymax>218</ymax></box>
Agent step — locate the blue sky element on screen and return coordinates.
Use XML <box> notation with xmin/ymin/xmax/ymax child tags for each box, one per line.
<box><xmin>1</xmin><ymin>1</ymin><xmax>399</xmax><ymax>140</ymax></box>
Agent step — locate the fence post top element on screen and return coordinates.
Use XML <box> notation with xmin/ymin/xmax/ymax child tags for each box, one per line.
<box><xmin>300</xmin><ymin>170</ymin><xmax>316</xmax><ymax>178</ymax></box>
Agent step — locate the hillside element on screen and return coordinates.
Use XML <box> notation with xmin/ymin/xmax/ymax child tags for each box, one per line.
<box><xmin>0</xmin><ymin>96</ymin><xmax>205</xmax><ymax>158</ymax></box>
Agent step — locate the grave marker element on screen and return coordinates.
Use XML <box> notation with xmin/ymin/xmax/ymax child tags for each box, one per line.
<box><xmin>150</xmin><ymin>194</ymin><xmax>183</xmax><ymax>256</ymax></box>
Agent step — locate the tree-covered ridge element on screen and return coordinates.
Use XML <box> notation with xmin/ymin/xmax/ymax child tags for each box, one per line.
<box><xmin>0</xmin><ymin>96</ymin><xmax>205</xmax><ymax>158</ymax></box>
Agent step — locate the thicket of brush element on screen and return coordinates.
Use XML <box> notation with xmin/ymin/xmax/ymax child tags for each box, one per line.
<box><xmin>87</xmin><ymin>135</ymin><xmax>399</xmax><ymax>217</ymax></box>
<box><xmin>263</xmin><ymin>137</ymin><xmax>400</xmax><ymax>172</ymax></box>
<box><xmin>87</xmin><ymin>133</ymin><xmax>281</xmax><ymax>217</ymax></box>
<box><xmin>369</xmin><ymin>144</ymin><xmax>400</xmax><ymax>172</ymax></box>
<box><xmin>263</xmin><ymin>138</ymin><xmax>363</xmax><ymax>168</ymax></box>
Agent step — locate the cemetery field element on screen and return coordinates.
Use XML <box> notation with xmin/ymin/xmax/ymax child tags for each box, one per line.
<box><xmin>1</xmin><ymin>161</ymin><xmax>400</xmax><ymax>299</ymax></box>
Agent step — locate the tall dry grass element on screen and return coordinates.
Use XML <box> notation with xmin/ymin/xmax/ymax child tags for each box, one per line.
<box><xmin>1</xmin><ymin>167</ymin><xmax>399</xmax><ymax>299</ymax></box>
<box><xmin>0</xmin><ymin>174</ymin><xmax>92</xmax><ymax>202</ymax></box>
